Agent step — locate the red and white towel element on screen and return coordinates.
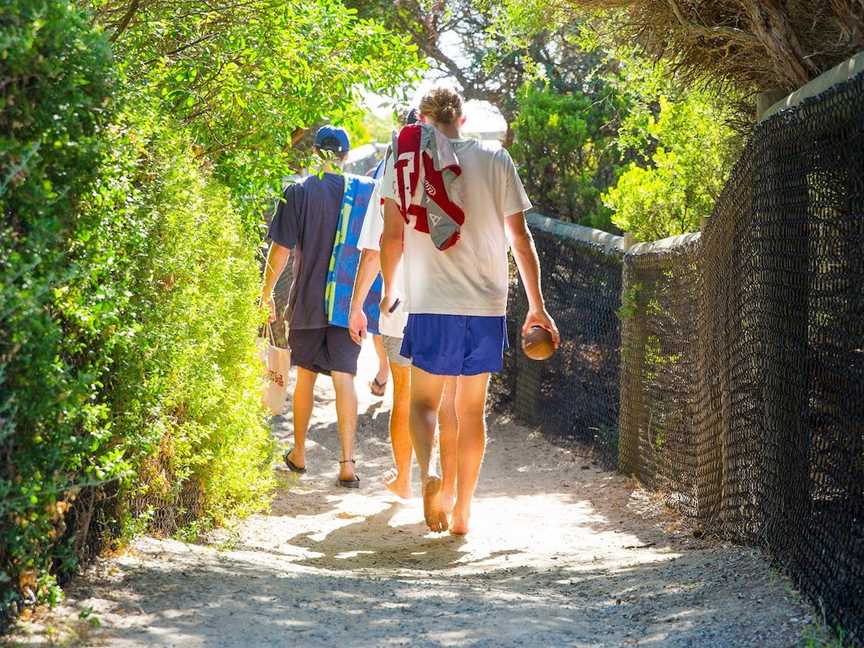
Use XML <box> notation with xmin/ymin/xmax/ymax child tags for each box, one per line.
<box><xmin>391</xmin><ymin>124</ymin><xmax>465</xmax><ymax>251</ymax></box>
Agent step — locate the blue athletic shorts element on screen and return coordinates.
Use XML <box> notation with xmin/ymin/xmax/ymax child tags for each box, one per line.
<box><xmin>400</xmin><ymin>314</ymin><xmax>508</xmax><ymax>376</ymax></box>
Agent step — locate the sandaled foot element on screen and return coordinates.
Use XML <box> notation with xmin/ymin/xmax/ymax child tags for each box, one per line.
<box><xmin>337</xmin><ymin>459</ymin><xmax>360</xmax><ymax>488</ymax></box>
<box><xmin>283</xmin><ymin>448</ymin><xmax>306</xmax><ymax>474</ymax></box>
<box><xmin>369</xmin><ymin>377</ymin><xmax>387</xmax><ymax>397</ymax></box>
<box><xmin>383</xmin><ymin>469</ymin><xmax>412</xmax><ymax>499</ymax></box>
<box><xmin>422</xmin><ymin>476</ymin><xmax>449</xmax><ymax>533</ymax></box>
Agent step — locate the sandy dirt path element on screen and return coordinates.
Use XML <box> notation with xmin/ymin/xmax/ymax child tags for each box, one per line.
<box><xmin>7</xmin><ymin>343</ymin><xmax>817</xmax><ymax>648</ymax></box>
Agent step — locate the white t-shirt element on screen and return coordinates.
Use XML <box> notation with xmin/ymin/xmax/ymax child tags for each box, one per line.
<box><xmin>357</xmin><ymin>165</ymin><xmax>409</xmax><ymax>338</ymax></box>
<box><xmin>380</xmin><ymin>137</ymin><xmax>532</xmax><ymax>317</ymax></box>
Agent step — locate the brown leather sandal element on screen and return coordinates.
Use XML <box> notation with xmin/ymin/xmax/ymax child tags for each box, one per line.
<box><xmin>283</xmin><ymin>448</ymin><xmax>306</xmax><ymax>474</ymax></box>
<box><xmin>337</xmin><ymin>459</ymin><xmax>360</xmax><ymax>488</ymax></box>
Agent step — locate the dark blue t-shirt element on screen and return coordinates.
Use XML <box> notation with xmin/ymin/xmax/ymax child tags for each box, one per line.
<box><xmin>268</xmin><ymin>173</ymin><xmax>345</xmax><ymax>330</ymax></box>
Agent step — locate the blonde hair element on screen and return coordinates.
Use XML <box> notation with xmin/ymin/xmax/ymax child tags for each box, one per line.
<box><xmin>419</xmin><ymin>86</ymin><xmax>464</xmax><ymax>126</ymax></box>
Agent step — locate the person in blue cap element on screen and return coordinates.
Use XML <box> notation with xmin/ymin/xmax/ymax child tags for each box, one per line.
<box><xmin>261</xmin><ymin>125</ymin><xmax>363</xmax><ymax>488</ymax></box>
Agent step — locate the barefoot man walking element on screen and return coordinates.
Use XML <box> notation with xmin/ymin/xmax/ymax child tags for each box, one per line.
<box><xmin>349</xmin><ymin>107</ymin><xmax>458</xmax><ymax>506</ymax></box>
<box><xmin>378</xmin><ymin>87</ymin><xmax>559</xmax><ymax>534</ymax></box>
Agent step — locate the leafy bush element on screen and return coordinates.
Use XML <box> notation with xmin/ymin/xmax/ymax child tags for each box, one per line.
<box><xmin>74</xmin><ymin>100</ymin><xmax>275</xmax><ymax>534</ymax></box>
<box><xmin>510</xmin><ymin>83</ymin><xmax>624</xmax><ymax>231</ymax></box>
<box><xmin>96</xmin><ymin>0</ymin><xmax>423</xmax><ymax>226</ymax></box>
<box><xmin>1</xmin><ymin>1</ymin><xmax>272</xmax><ymax>622</ymax></box>
<box><xmin>1</xmin><ymin>0</ymin><xmax>116</xmax><ymax>616</ymax></box>
<box><xmin>604</xmin><ymin>92</ymin><xmax>738</xmax><ymax>241</ymax></box>
<box><xmin>2</xmin><ymin>0</ymin><xmax>423</xmax><ymax>628</ymax></box>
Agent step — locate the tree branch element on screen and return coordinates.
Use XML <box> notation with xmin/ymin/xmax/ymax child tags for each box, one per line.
<box><xmin>109</xmin><ymin>0</ymin><xmax>142</xmax><ymax>43</ymax></box>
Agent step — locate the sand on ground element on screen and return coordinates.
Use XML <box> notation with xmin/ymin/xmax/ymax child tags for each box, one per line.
<box><xmin>6</xmin><ymin>342</ymin><xmax>817</xmax><ymax>648</ymax></box>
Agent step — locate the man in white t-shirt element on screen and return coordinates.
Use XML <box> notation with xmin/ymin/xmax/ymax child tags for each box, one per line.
<box><xmin>349</xmin><ymin>111</ymin><xmax>458</xmax><ymax>507</ymax></box>
<box><xmin>377</xmin><ymin>87</ymin><xmax>559</xmax><ymax>535</ymax></box>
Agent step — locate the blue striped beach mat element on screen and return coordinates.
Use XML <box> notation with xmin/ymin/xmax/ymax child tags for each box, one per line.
<box><xmin>325</xmin><ymin>174</ymin><xmax>382</xmax><ymax>335</ymax></box>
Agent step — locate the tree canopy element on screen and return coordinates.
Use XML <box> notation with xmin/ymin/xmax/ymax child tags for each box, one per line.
<box><xmin>87</xmin><ymin>0</ymin><xmax>423</xmax><ymax>216</ymax></box>
<box><xmin>348</xmin><ymin>0</ymin><xmax>602</xmax><ymax>127</ymax></box>
<box><xmin>518</xmin><ymin>1</ymin><xmax>864</xmax><ymax>95</ymax></box>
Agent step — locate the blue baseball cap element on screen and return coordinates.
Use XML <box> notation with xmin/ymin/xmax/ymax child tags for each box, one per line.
<box><xmin>314</xmin><ymin>125</ymin><xmax>350</xmax><ymax>155</ymax></box>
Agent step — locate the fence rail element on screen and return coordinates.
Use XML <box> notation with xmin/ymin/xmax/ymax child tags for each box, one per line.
<box><xmin>498</xmin><ymin>68</ymin><xmax>864</xmax><ymax>644</ymax></box>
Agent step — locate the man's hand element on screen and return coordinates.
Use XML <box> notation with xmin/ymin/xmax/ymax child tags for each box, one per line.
<box><xmin>348</xmin><ymin>307</ymin><xmax>368</xmax><ymax>346</ymax></box>
<box><xmin>523</xmin><ymin>307</ymin><xmax>560</xmax><ymax>348</ymax></box>
<box><xmin>263</xmin><ymin>293</ymin><xmax>277</xmax><ymax>324</ymax></box>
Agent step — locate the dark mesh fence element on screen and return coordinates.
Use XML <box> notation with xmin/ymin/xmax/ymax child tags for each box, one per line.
<box><xmin>619</xmin><ymin>234</ymin><xmax>702</xmax><ymax>516</ymax></box>
<box><xmin>500</xmin><ymin>72</ymin><xmax>864</xmax><ymax>643</ymax></box>
<box><xmin>491</xmin><ymin>216</ymin><xmax>624</xmax><ymax>468</ymax></box>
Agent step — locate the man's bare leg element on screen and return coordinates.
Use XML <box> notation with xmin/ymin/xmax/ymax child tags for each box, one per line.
<box><xmin>371</xmin><ymin>335</ymin><xmax>389</xmax><ymax>393</ymax></box>
<box><xmin>287</xmin><ymin>367</ymin><xmax>318</xmax><ymax>469</ymax></box>
<box><xmin>450</xmin><ymin>372</ymin><xmax>491</xmax><ymax>536</ymax></box>
<box><xmin>410</xmin><ymin>366</ymin><xmax>448</xmax><ymax>532</ymax></box>
<box><xmin>383</xmin><ymin>362</ymin><xmax>412</xmax><ymax>498</ymax></box>
<box><xmin>331</xmin><ymin>370</ymin><xmax>358</xmax><ymax>482</ymax></box>
<box><xmin>438</xmin><ymin>377</ymin><xmax>458</xmax><ymax>514</ymax></box>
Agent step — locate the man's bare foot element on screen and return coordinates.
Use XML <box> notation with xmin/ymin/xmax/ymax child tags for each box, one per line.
<box><xmin>422</xmin><ymin>476</ymin><xmax>449</xmax><ymax>532</ymax></box>
<box><xmin>383</xmin><ymin>469</ymin><xmax>412</xmax><ymax>499</ymax></box>
<box><xmin>450</xmin><ymin>503</ymin><xmax>470</xmax><ymax>536</ymax></box>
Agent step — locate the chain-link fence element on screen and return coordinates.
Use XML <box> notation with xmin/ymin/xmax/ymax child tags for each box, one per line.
<box><xmin>491</xmin><ymin>215</ymin><xmax>625</xmax><ymax>468</ymax></box>
<box><xmin>619</xmin><ymin>233</ymin><xmax>702</xmax><ymax>516</ymax></box>
<box><xmin>498</xmin><ymin>71</ymin><xmax>864</xmax><ymax>643</ymax></box>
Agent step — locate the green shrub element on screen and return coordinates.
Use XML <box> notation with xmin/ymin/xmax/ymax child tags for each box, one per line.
<box><xmin>510</xmin><ymin>82</ymin><xmax>624</xmax><ymax>230</ymax></box>
<box><xmin>98</xmin><ymin>0</ymin><xmax>423</xmax><ymax>227</ymax></box>
<box><xmin>73</xmin><ymin>100</ymin><xmax>275</xmax><ymax>535</ymax></box>
<box><xmin>1</xmin><ymin>1</ymin><xmax>273</xmax><ymax>621</ymax></box>
<box><xmin>3</xmin><ymin>0</ymin><xmax>420</xmax><ymax>627</ymax></box>
<box><xmin>604</xmin><ymin>93</ymin><xmax>737</xmax><ymax>241</ymax></box>
<box><xmin>1</xmin><ymin>0</ymin><xmax>116</xmax><ymax>616</ymax></box>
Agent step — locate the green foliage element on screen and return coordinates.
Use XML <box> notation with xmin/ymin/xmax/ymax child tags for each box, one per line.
<box><xmin>75</xmin><ymin>99</ymin><xmax>276</xmax><ymax>531</ymax></box>
<box><xmin>92</xmin><ymin>0</ymin><xmax>423</xmax><ymax>225</ymax></box>
<box><xmin>2</xmin><ymin>37</ymin><xmax>274</xmax><ymax>618</ymax></box>
<box><xmin>802</xmin><ymin>621</ymin><xmax>852</xmax><ymax>647</ymax></box>
<box><xmin>598</xmin><ymin>50</ymin><xmax>741</xmax><ymax>241</ymax></box>
<box><xmin>1</xmin><ymin>0</ymin><xmax>116</xmax><ymax>616</ymax></box>
<box><xmin>603</xmin><ymin>62</ymin><xmax>739</xmax><ymax>241</ymax></box>
<box><xmin>351</xmin><ymin>111</ymin><xmax>397</xmax><ymax>147</ymax></box>
<box><xmin>349</xmin><ymin>0</ymin><xmax>598</xmax><ymax>125</ymax></box>
<box><xmin>495</xmin><ymin>2</ymin><xmax>745</xmax><ymax>241</ymax></box>
<box><xmin>617</xmin><ymin>283</ymin><xmax>643</xmax><ymax>322</ymax></box>
<box><xmin>511</xmin><ymin>82</ymin><xmax>624</xmax><ymax>230</ymax></box>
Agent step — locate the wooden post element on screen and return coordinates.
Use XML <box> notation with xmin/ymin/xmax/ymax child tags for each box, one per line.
<box><xmin>756</xmin><ymin>90</ymin><xmax>789</xmax><ymax>121</ymax></box>
<box><xmin>623</xmin><ymin>231</ymin><xmax>636</xmax><ymax>251</ymax></box>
